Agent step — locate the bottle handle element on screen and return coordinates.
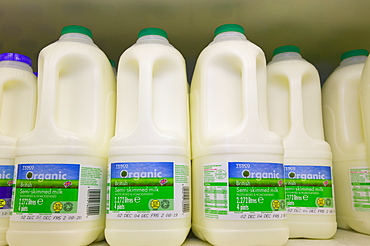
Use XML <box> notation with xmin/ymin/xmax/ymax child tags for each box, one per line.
<box><xmin>33</xmin><ymin>56</ymin><xmax>60</xmax><ymax>133</ymax></box>
<box><xmin>136</xmin><ymin>62</ymin><xmax>155</xmax><ymax>133</ymax></box>
<box><xmin>239</xmin><ymin>54</ymin><xmax>268</xmax><ymax>132</ymax></box>
<box><xmin>287</xmin><ymin>74</ymin><xmax>306</xmax><ymax>135</ymax></box>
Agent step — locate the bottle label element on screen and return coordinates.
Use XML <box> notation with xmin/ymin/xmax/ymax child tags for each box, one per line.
<box><xmin>350</xmin><ymin>167</ymin><xmax>370</xmax><ymax>212</ymax></box>
<box><xmin>107</xmin><ymin>162</ymin><xmax>190</xmax><ymax>219</ymax></box>
<box><xmin>0</xmin><ymin>165</ymin><xmax>14</xmax><ymax>218</ymax></box>
<box><xmin>11</xmin><ymin>163</ymin><xmax>103</xmax><ymax>222</ymax></box>
<box><xmin>285</xmin><ymin>165</ymin><xmax>334</xmax><ymax>214</ymax></box>
<box><xmin>203</xmin><ymin>162</ymin><xmax>285</xmax><ymax>220</ymax></box>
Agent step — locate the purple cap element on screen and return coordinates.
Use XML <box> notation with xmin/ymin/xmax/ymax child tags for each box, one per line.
<box><xmin>0</xmin><ymin>53</ymin><xmax>32</xmax><ymax>67</ymax></box>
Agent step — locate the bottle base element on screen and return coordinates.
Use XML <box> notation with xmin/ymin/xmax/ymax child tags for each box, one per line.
<box><xmin>288</xmin><ymin>221</ymin><xmax>337</xmax><ymax>239</ymax></box>
<box><xmin>0</xmin><ymin>227</ymin><xmax>6</xmax><ymax>246</ymax></box>
<box><xmin>105</xmin><ymin>227</ymin><xmax>190</xmax><ymax>246</ymax></box>
<box><xmin>6</xmin><ymin>226</ymin><xmax>103</xmax><ymax>246</ymax></box>
<box><xmin>336</xmin><ymin>216</ymin><xmax>352</xmax><ymax>230</ymax></box>
<box><xmin>337</xmin><ymin>215</ymin><xmax>370</xmax><ymax>235</ymax></box>
<box><xmin>192</xmin><ymin>223</ymin><xmax>289</xmax><ymax>246</ymax></box>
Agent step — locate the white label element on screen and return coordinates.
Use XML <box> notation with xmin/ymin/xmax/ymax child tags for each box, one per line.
<box><xmin>285</xmin><ymin>165</ymin><xmax>335</xmax><ymax>215</ymax></box>
<box><xmin>350</xmin><ymin>167</ymin><xmax>370</xmax><ymax>212</ymax></box>
<box><xmin>107</xmin><ymin>162</ymin><xmax>190</xmax><ymax>219</ymax></box>
<box><xmin>204</xmin><ymin>162</ymin><xmax>286</xmax><ymax>220</ymax></box>
<box><xmin>10</xmin><ymin>163</ymin><xmax>103</xmax><ymax>222</ymax></box>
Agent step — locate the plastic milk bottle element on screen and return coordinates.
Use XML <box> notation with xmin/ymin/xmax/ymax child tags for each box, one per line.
<box><xmin>105</xmin><ymin>28</ymin><xmax>190</xmax><ymax>246</ymax></box>
<box><xmin>267</xmin><ymin>45</ymin><xmax>336</xmax><ymax>238</ymax></box>
<box><xmin>0</xmin><ymin>53</ymin><xmax>36</xmax><ymax>245</ymax></box>
<box><xmin>6</xmin><ymin>25</ymin><xmax>116</xmax><ymax>246</ymax></box>
<box><xmin>190</xmin><ymin>24</ymin><xmax>289</xmax><ymax>246</ymax></box>
<box><xmin>322</xmin><ymin>49</ymin><xmax>370</xmax><ymax>234</ymax></box>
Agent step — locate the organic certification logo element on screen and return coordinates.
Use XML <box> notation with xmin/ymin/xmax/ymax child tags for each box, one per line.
<box><xmin>0</xmin><ymin>199</ymin><xmax>6</xmax><ymax>208</ymax></box>
<box><xmin>150</xmin><ymin>199</ymin><xmax>160</xmax><ymax>210</ymax></box>
<box><xmin>53</xmin><ymin>202</ymin><xmax>63</xmax><ymax>212</ymax></box>
<box><xmin>272</xmin><ymin>200</ymin><xmax>280</xmax><ymax>210</ymax></box>
<box><xmin>317</xmin><ymin>198</ymin><xmax>325</xmax><ymax>207</ymax></box>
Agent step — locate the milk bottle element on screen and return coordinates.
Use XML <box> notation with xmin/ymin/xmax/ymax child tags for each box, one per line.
<box><xmin>105</xmin><ymin>28</ymin><xmax>190</xmax><ymax>246</ymax></box>
<box><xmin>324</xmin><ymin>49</ymin><xmax>370</xmax><ymax>234</ymax></box>
<box><xmin>6</xmin><ymin>25</ymin><xmax>116</xmax><ymax>246</ymax></box>
<box><xmin>190</xmin><ymin>24</ymin><xmax>289</xmax><ymax>246</ymax></box>
<box><xmin>268</xmin><ymin>45</ymin><xmax>336</xmax><ymax>239</ymax></box>
<box><xmin>0</xmin><ymin>53</ymin><xmax>36</xmax><ymax>245</ymax></box>
<box><xmin>360</xmin><ymin>52</ymin><xmax>370</xmax><ymax>208</ymax></box>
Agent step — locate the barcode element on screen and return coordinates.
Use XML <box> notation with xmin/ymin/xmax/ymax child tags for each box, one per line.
<box><xmin>87</xmin><ymin>189</ymin><xmax>101</xmax><ymax>216</ymax></box>
<box><xmin>182</xmin><ymin>186</ymin><xmax>190</xmax><ymax>213</ymax></box>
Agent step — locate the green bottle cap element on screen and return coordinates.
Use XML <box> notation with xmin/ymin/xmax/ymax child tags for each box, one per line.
<box><xmin>340</xmin><ymin>49</ymin><xmax>369</xmax><ymax>61</ymax></box>
<box><xmin>273</xmin><ymin>45</ymin><xmax>301</xmax><ymax>56</ymax></box>
<box><xmin>214</xmin><ymin>24</ymin><xmax>245</xmax><ymax>37</ymax></box>
<box><xmin>138</xmin><ymin>28</ymin><xmax>168</xmax><ymax>39</ymax></box>
<box><xmin>109</xmin><ymin>59</ymin><xmax>116</xmax><ymax>68</ymax></box>
<box><xmin>61</xmin><ymin>25</ymin><xmax>93</xmax><ymax>39</ymax></box>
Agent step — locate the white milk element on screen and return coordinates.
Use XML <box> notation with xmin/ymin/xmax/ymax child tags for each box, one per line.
<box><xmin>267</xmin><ymin>45</ymin><xmax>336</xmax><ymax>238</ymax></box>
<box><xmin>105</xmin><ymin>28</ymin><xmax>190</xmax><ymax>246</ymax></box>
<box><xmin>0</xmin><ymin>53</ymin><xmax>36</xmax><ymax>245</ymax></box>
<box><xmin>190</xmin><ymin>24</ymin><xmax>289</xmax><ymax>246</ymax></box>
<box><xmin>323</xmin><ymin>49</ymin><xmax>370</xmax><ymax>234</ymax></box>
<box><xmin>6</xmin><ymin>25</ymin><xmax>116</xmax><ymax>246</ymax></box>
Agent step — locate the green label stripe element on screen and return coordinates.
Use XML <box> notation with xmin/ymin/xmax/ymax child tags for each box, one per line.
<box><xmin>351</xmin><ymin>183</ymin><xmax>370</xmax><ymax>186</ymax></box>
<box><xmin>285</xmin><ymin>179</ymin><xmax>332</xmax><ymax>187</ymax></box>
<box><xmin>13</xmin><ymin>188</ymin><xmax>79</xmax><ymax>213</ymax></box>
<box><xmin>353</xmin><ymin>196</ymin><xmax>370</xmax><ymax>200</ymax></box>
<box><xmin>354</xmin><ymin>204</ymin><xmax>370</xmax><ymax>208</ymax></box>
<box><xmin>0</xmin><ymin>180</ymin><xmax>12</xmax><ymax>187</ymax></box>
<box><xmin>16</xmin><ymin>179</ymin><xmax>79</xmax><ymax>189</ymax></box>
<box><xmin>111</xmin><ymin>177</ymin><xmax>173</xmax><ymax>187</ymax></box>
<box><xmin>204</xmin><ymin>209</ymin><xmax>228</xmax><ymax>215</ymax></box>
<box><xmin>110</xmin><ymin>186</ymin><xmax>174</xmax><ymax>211</ymax></box>
<box><xmin>229</xmin><ymin>186</ymin><xmax>285</xmax><ymax>212</ymax></box>
<box><xmin>227</xmin><ymin>162</ymin><xmax>285</xmax><ymax>214</ymax></box>
<box><xmin>286</xmin><ymin>186</ymin><xmax>334</xmax><ymax>208</ymax></box>
<box><xmin>230</xmin><ymin>178</ymin><xmax>284</xmax><ymax>187</ymax></box>
<box><xmin>204</xmin><ymin>182</ymin><xmax>227</xmax><ymax>187</ymax></box>
<box><xmin>205</xmin><ymin>189</ymin><xmax>227</xmax><ymax>194</ymax></box>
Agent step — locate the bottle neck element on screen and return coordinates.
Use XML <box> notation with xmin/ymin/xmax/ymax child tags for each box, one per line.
<box><xmin>270</xmin><ymin>52</ymin><xmax>303</xmax><ymax>64</ymax></box>
<box><xmin>211</xmin><ymin>31</ymin><xmax>247</xmax><ymax>44</ymax></box>
<box><xmin>59</xmin><ymin>33</ymin><xmax>95</xmax><ymax>46</ymax></box>
<box><xmin>339</xmin><ymin>55</ymin><xmax>367</xmax><ymax>67</ymax></box>
<box><xmin>0</xmin><ymin>60</ymin><xmax>33</xmax><ymax>73</ymax></box>
<box><xmin>135</xmin><ymin>35</ymin><xmax>171</xmax><ymax>46</ymax></box>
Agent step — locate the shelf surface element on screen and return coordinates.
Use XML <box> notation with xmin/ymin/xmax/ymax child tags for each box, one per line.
<box><xmin>1</xmin><ymin>0</ymin><xmax>370</xmax><ymax>81</ymax></box>
<box><xmin>89</xmin><ymin>229</ymin><xmax>370</xmax><ymax>245</ymax></box>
